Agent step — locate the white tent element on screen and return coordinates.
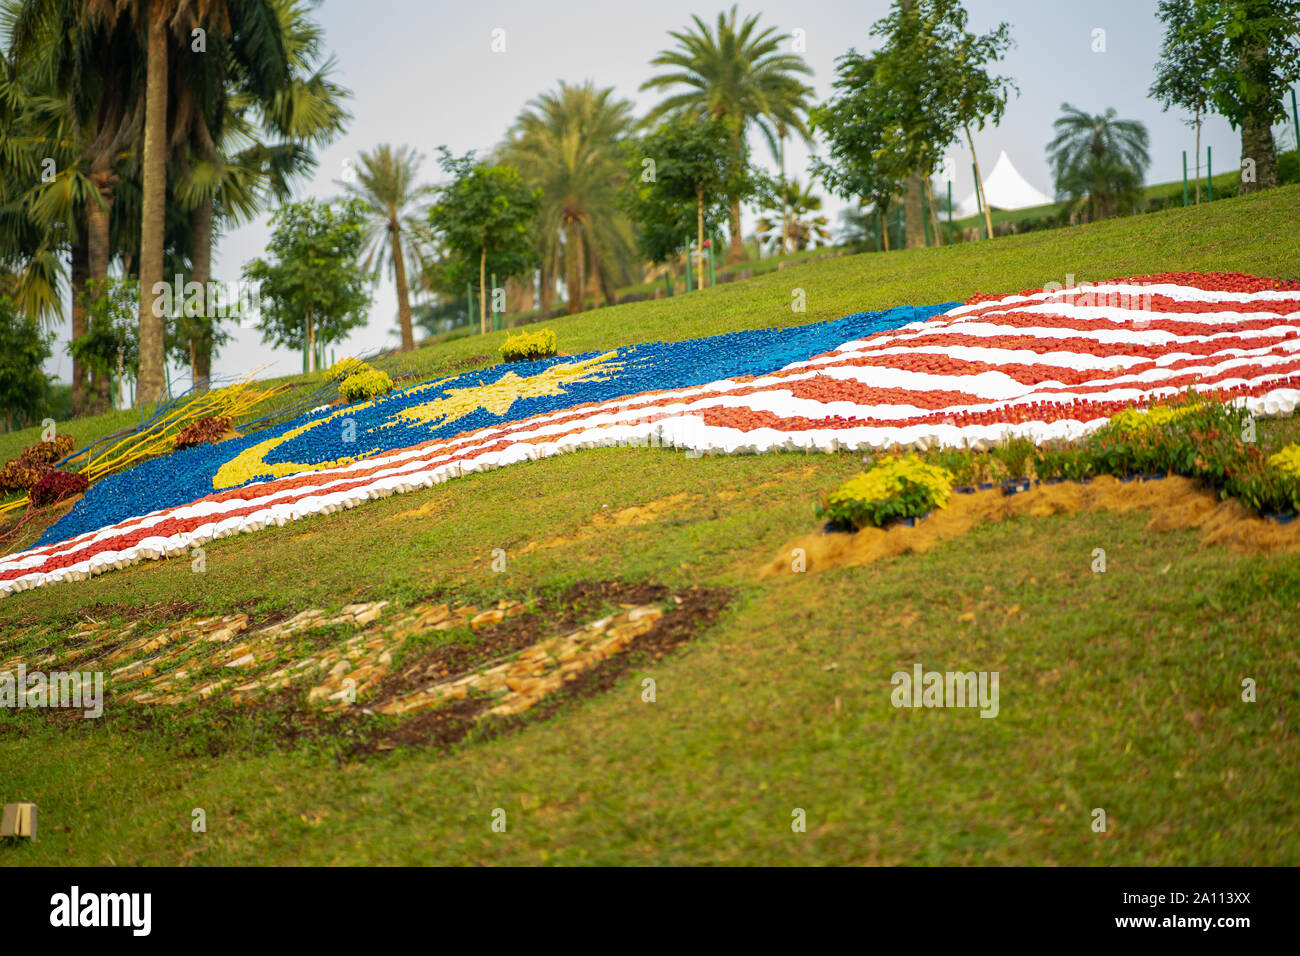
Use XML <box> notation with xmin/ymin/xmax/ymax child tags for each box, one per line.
<box><xmin>955</xmin><ymin>150</ymin><xmax>1054</xmax><ymax>218</ymax></box>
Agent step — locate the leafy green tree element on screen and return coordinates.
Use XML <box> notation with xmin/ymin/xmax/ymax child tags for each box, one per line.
<box><xmin>69</xmin><ymin>276</ymin><xmax>139</xmax><ymax>409</ymax></box>
<box><xmin>0</xmin><ymin>294</ymin><xmax>51</xmax><ymax>431</ymax></box>
<box><xmin>812</xmin><ymin>0</ymin><xmax>1014</xmax><ymax>247</ymax></box>
<box><xmin>811</xmin><ymin>51</ymin><xmax>909</xmax><ymax>250</ymax></box>
<box><xmin>242</xmin><ymin>198</ymin><xmax>372</xmax><ymax>371</ymax></box>
<box><xmin>337</xmin><ymin>144</ymin><xmax>429</xmax><ymax>352</ymax></box>
<box><xmin>174</xmin><ymin>0</ymin><xmax>351</xmax><ymax>389</ymax></box>
<box><xmin>754</xmin><ymin>179</ymin><xmax>830</xmax><ymax>253</ymax></box>
<box><xmin>78</xmin><ymin>0</ymin><xmax>289</xmax><ymax>404</ymax></box>
<box><xmin>501</xmin><ymin>81</ymin><xmax>637</xmax><ymax>316</ymax></box>
<box><xmin>641</xmin><ymin>5</ymin><xmax>813</xmax><ymax>263</ymax></box>
<box><xmin>1151</xmin><ymin>0</ymin><xmax>1224</xmax><ymax>202</ymax></box>
<box><xmin>1200</xmin><ymin>0</ymin><xmax>1300</xmax><ymax>191</ymax></box>
<box><xmin>623</xmin><ymin>113</ymin><xmax>751</xmax><ymax>284</ymax></box>
<box><xmin>426</xmin><ymin>150</ymin><xmax>540</xmax><ymax>333</ymax></box>
<box><xmin>1046</xmin><ymin>105</ymin><xmax>1151</xmax><ymax>221</ymax></box>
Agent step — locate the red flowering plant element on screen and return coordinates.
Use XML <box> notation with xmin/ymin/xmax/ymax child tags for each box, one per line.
<box><xmin>29</xmin><ymin>470</ymin><xmax>89</xmax><ymax>507</ymax></box>
<box><xmin>173</xmin><ymin>415</ymin><xmax>234</xmax><ymax>451</ymax></box>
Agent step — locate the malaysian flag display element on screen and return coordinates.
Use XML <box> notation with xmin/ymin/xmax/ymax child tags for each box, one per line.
<box><xmin>2</xmin><ymin>272</ymin><xmax>1297</xmax><ymax>597</ymax></box>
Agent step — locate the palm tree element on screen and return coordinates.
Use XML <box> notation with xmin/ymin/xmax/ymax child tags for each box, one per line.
<box><xmin>4</xmin><ymin>0</ymin><xmax>144</xmax><ymax>410</ymax></box>
<box><xmin>754</xmin><ymin>178</ymin><xmax>830</xmax><ymax>253</ymax></box>
<box><xmin>172</xmin><ymin>0</ymin><xmax>348</xmax><ymax>387</ymax></box>
<box><xmin>641</xmin><ymin>5</ymin><xmax>813</xmax><ymax>264</ymax></box>
<box><xmin>1046</xmin><ymin>104</ymin><xmax>1150</xmax><ymax>222</ymax></box>
<box><xmin>501</xmin><ymin>81</ymin><xmax>636</xmax><ymax>316</ymax></box>
<box><xmin>339</xmin><ymin>144</ymin><xmax>429</xmax><ymax>351</ymax></box>
<box><xmin>83</xmin><ymin>0</ymin><xmax>287</xmax><ymax>404</ymax></box>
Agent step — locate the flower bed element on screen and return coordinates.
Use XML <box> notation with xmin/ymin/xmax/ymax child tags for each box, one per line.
<box><xmin>4</xmin><ymin>273</ymin><xmax>1300</xmax><ymax>597</ymax></box>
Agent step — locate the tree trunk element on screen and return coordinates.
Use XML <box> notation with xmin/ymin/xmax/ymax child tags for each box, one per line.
<box><xmin>965</xmin><ymin>124</ymin><xmax>993</xmax><ymax>239</ymax></box>
<box><xmin>1240</xmin><ymin>112</ymin><xmax>1278</xmax><ymax>193</ymax></box>
<box><xmin>539</xmin><ymin>265</ymin><xmax>552</xmax><ymax>319</ymax></box>
<box><xmin>904</xmin><ymin>173</ymin><xmax>925</xmax><ymax>249</ymax></box>
<box><xmin>924</xmin><ymin>177</ymin><xmax>944</xmax><ymax>246</ymax></box>
<box><xmin>565</xmin><ymin>226</ymin><xmax>581</xmax><ymax>315</ymax></box>
<box><xmin>70</xmin><ymin>238</ymin><xmax>89</xmax><ymax>414</ymax></box>
<box><xmin>697</xmin><ymin>187</ymin><xmax>706</xmax><ymax>289</ymax></box>
<box><xmin>190</xmin><ymin>197</ymin><xmax>212</xmax><ymax>391</ymax></box>
<box><xmin>135</xmin><ymin>0</ymin><xmax>169</xmax><ymax>405</ymax></box>
<box><xmin>391</xmin><ymin>217</ymin><xmax>414</xmax><ymax>349</ymax></box>
<box><xmin>86</xmin><ymin>170</ymin><xmax>115</xmax><ymax>413</ymax></box>
<box><xmin>576</xmin><ymin>230</ymin><xmax>586</xmax><ymax>309</ymax></box>
<box><xmin>479</xmin><ymin>245</ymin><xmax>488</xmax><ymax>332</ymax></box>
<box><xmin>880</xmin><ymin>207</ymin><xmax>890</xmax><ymax>252</ymax></box>
<box><xmin>779</xmin><ymin>133</ymin><xmax>790</xmax><ymax>255</ymax></box>
<box><xmin>726</xmin><ymin>197</ymin><xmax>745</xmax><ymax>265</ymax></box>
<box><xmin>1194</xmin><ymin>110</ymin><xmax>1202</xmax><ymax>204</ymax></box>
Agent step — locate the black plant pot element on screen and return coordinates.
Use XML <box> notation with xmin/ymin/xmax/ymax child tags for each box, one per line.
<box><xmin>1001</xmin><ymin>478</ymin><xmax>1030</xmax><ymax>496</ymax></box>
<box><xmin>954</xmin><ymin>485</ymin><xmax>976</xmax><ymax>495</ymax></box>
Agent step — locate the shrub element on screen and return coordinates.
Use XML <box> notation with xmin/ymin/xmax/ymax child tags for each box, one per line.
<box><xmin>173</xmin><ymin>415</ymin><xmax>234</xmax><ymax>451</ymax></box>
<box><xmin>0</xmin><ymin>459</ymin><xmax>50</xmax><ymax>492</ymax></box>
<box><xmin>19</xmin><ymin>434</ymin><xmax>75</xmax><ymax>466</ymax></box>
<box><xmin>816</xmin><ymin>455</ymin><xmax>954</xmax><ymax>530</ymax></box>
<box><xmin>1033</xmin><ymin>442</ymin><xmax>1069</xmax><ymax>480</ymax></box>
<box><xmin>338</xmin><ymin>368</ymin><xmax>394</xmax><ymax>402</ymax></box>
<box><xmin>29</xmin><ymin>469</ymin><xmax>88</xmax><ymax>507</ymax></box>
<box><xmin>326</xmin><ymin>356</ymin><xmax>370</xmax><ymax>381</ymax></box>
<box><xmin>500</xmin><ymin>328</ymin><xmax>557</xmax><ymax>363</ymax></box>
<box><xmin>992</xmin><ymin>437</ymin><xmax>1034</xmax><ymax>479</ymax></box>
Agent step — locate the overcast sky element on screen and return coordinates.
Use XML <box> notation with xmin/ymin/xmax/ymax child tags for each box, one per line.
<box><xmin>40</xmin><ymin>0</ymin><xmax>1295</xmax><ymax>388</ymax></box>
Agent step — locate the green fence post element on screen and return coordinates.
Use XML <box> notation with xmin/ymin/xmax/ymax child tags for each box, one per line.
<box><xmin>1207</xmin><ymin>146</ymin><xmax>1213</xmax><ymax>201</ymax></box>
<box><xmin>947</xmin><ymin>181</ymin><xmax>954</xmax><ymax>245</ymax></box>
<box><xmin>896</xmin><ymin>206</ymin><xmax>903</xmax><ymax>248</ymax></box>
<box><xmin>1182</xmin><ymin>151</ymin><xmax>1188</xmax><ymax>207</ymax></box>
<box><xmin>491</xmin><ymin>273</ymin><xmax>499</xmax><ymax>331</ymax></box>
<box><xmin>466</xmin><ymin>283</ymin><xmax>474</xmax><ymax>332</ymax></box>
<box><xmin>707</xmin><ymin>237</ymin><xmax>716</xmax><ymax>287</ymax></box>
<box><xmin>684</xmin><ymin>244</ymin><xmax>694</xmax><ymax>292</ymax></box>
<box><xmin>873</xmin><ymin>211</ymin><xmax>881</xmax><ymax>252</ymax></box>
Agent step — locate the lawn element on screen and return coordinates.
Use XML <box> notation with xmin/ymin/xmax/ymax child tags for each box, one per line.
<box><xmin>0</xmin><ymin>184</ymin><xmax>1298</xmax><ymax>865</ymax></box>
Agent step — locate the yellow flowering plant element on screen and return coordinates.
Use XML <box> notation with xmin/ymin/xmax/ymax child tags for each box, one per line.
<box><xmin>326</xmin><ymin>356</ymin><xmax>370</xmax><ymax>381</ymax></box>
<box><xmin>338</xmin><ymin>368</ymin><xmax>394</xmax><ymax>402</ymax></box>
<box><xmin>1268</xmin><ymin>444</ymin><xmax>1300</xmax><ymax>478</ymax></box>
<box><xmin>500</xmin><ymin>328</ymin><xmax>558</xmax><ymax>363</ymax></box>
<box><xmin>817</xmin><ymin>455</ymin><xmax>955</xmax><ymax>530</ymax></box>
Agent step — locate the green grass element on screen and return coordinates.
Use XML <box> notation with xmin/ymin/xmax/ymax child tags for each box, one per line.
<box><xmin>1</xmin><ymin>186</ymin><xmax>1299</xmax><ymax>865</ymax></box>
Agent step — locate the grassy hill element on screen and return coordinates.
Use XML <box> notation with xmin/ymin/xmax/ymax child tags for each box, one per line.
<box><xmin>1</xmin><ymin>185</ymin><xmax>1298</xmax><ymax>866</ymax></box>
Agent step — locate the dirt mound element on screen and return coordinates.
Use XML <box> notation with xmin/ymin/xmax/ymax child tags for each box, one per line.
<box><xmin>762</xmin><ymin>475</ymin><xmax>1298</xmax><ymax>577</ymax></box>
